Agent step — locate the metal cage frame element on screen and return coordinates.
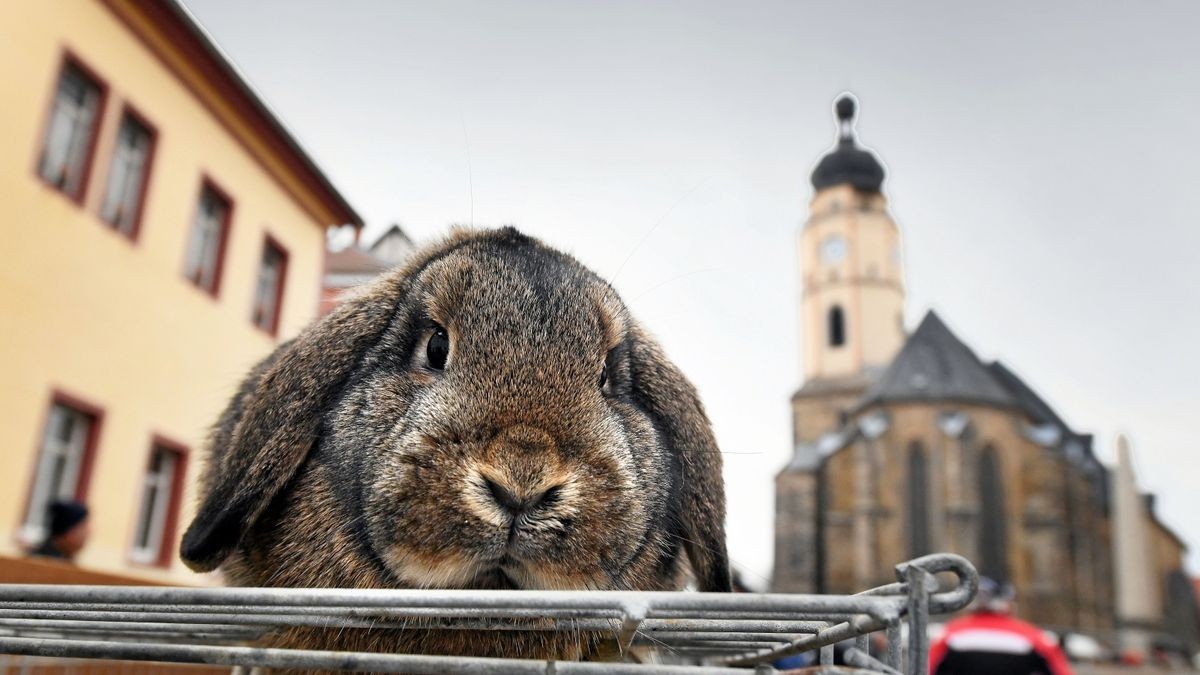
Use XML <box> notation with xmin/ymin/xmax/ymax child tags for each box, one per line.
<box><xmin>0</xmin><ymin>553</ymin><xmax>977</xmax><ymax>674</ymax></box>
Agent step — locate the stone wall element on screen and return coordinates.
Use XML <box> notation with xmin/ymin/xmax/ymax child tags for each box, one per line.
<box><xmin>775</xmin><ymin>401</ymin><xmax>1117</xmax><ymax>635</ymax></box>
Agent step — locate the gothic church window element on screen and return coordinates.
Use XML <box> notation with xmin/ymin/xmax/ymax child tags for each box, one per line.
<box><xmin>907</xmin><ymin>442</ymin><xmax>931</xmax><ymax>558</ymax></box>
<box><xmin>979</xmin><ymin>445</ymin><xmax>1009</xmax><ymax>583</ymax></box>
<box><xmin>828</xmin><ymin>306</ymin><xmax>846</xmax><ymax>347</ymax></box>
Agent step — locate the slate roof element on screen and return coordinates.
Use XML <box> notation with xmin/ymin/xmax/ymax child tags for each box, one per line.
<box><xmin>858</xmin><ymin>310</ymin><xmax>1016</xmax><ymax>409</ymax></box>
<box><xmin>986</xmin><ymin>361</ymin><xmax>1068</xmax><ymax>428</ymax></box>
<box><xmin>792</xmin><ymin>371</ymin><xmax>874</xmax><ymax>401</ymax></box>
<box><xmin>785</xmin><ymin>308</ymin><xmax>1117</xmax><ymax>500</ymax></box>
<box><xmin>985</xmin><ymin>362</ymin><xmax>1107</xmax><ymax>475</ymax></box>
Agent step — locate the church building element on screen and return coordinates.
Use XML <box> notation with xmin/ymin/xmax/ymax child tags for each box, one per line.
<box><xmin>773</xmin><ymin>96</ymin><xmax>1198</xmax><ymax>656</ymax></box>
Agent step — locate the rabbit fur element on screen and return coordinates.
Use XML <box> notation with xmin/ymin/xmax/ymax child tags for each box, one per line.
<box><xmin>180</xmin><ymin>227</ymin><xmax>730</xmax><ymax>665</ymax></box>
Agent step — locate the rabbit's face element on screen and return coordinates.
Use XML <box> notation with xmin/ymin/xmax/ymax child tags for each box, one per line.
<box><xmin>342</xmin><ymin>241</ymin><xmax>674</xmax><ymax>590</ymax></box>
<box><xmin>182</xmin><ymin>227</ymin><xmax>729</xmax><ymax>597</ymax></box>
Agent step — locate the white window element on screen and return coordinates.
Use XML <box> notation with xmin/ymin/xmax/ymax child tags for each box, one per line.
<box><xmin>100</xmin><ymin>112</ymin><xmax>154</xmax><ymax>236</ymax></box>
<box><xmin>38</xmin><ymin>60</ymin><xmax>104</xmax><ymax>199</ymax></box>
<box><xmin>22</xmin><ymin>402</ymin><xmax>95</xmax><ymax>544</ymax></box>
<box><xmin>184</xmin><ymin>185</ymin><xmax>230</xmax><ymax>294</ymax></box>
<box><xmin>130</xmin><ymin>445</ymin><xmax>181</xmax><ymax>565</ymax></box>
<box><xmin>252</xmin><ymin>239</ymin><xmax>288</xmax><ymax>333</ymax></box>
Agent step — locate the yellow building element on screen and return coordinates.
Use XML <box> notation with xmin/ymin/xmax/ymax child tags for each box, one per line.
<box><xmin>0</xmin><ymin>0</ymin><xmax>360</xmax><ymax>584</ymax></box>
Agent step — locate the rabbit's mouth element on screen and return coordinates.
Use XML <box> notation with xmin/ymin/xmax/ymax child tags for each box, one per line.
<box><xmin>473</xmin><ymin>564</ymin><xmax>522</xmax><ymax>590</ymax></box>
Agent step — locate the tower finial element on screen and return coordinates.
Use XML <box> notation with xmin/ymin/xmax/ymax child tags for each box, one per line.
<box><xmin>835</xmin><ymin>94</ymin><xmax>856</xmax><ymax>143</ymax></box>
<box><xmin>811</xmin><ymin>92</ymin><xmax>884</xmax><ymax>192</ymax></box>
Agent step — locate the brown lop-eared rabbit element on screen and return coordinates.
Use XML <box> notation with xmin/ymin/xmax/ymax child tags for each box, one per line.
<box><xmin>180</xmin><ymin>227</ymin><xmax>730</xmax><ymax>667</ymax></box>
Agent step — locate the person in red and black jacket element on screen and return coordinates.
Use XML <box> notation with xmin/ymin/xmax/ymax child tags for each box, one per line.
<box><xmin>930</xmin><ymin>578</ymin><xmax>1073</xmax><ymax>675</ymax></box>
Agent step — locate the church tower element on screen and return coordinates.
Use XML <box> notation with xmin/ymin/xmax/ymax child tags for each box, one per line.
<box><xmin>776</xmin><ymin>95</ymin><xmax>907</xmax><ymax>593</ymax></box>
<box><xmin>799</xmin><ymin>95</ymin><xmax>905</xmax><ymax>383</ymax></box>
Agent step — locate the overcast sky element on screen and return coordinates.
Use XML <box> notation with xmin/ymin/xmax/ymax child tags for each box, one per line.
<box><xmin>185</xmin><ymin>0</ymin><xmax>1200</xmax><ymax>585</ymax></box>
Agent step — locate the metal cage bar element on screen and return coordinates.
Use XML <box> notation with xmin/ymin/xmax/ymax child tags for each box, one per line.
<box><xmin>0</xmin><ymin>553</ymin><xmax>977</xmax><ymax>674</ymax></box>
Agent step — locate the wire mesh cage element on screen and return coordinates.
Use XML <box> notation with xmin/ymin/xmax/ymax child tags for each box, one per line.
<box><xmin>0</xmin><ymin>553</ymin><xmax>977</xmax><ymax>674</ymax></box>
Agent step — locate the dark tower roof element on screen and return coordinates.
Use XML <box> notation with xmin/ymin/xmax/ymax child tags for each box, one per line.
<box><xmin>811</xmin><ymin>95</ymin><xmax>886</xmax><ymax>193</ymax></box>
<box><xmin>859</xmin><ymin>311</ymin><xmax>1016</xmax><ymax>409</ymax></box>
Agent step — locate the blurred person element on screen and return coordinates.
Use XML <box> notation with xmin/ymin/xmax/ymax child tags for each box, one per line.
<box><xmin>29</xmin><ymin>500</ymin><xmax>90</xmax><ymax>562</ymax></box>
<box><xmin>929</xmin><ymin>578</ymin><xmax>1072</xmax><ymax>675</ymax></box>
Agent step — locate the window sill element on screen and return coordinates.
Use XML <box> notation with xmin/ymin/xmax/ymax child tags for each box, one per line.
<box><xmin>182</xmin><ymin>273</ymin><xmax>221</xmax><ymax>301</ymax></box>
<box><xmin>36</xmin><ymin>174</ymin><xmax>87</xmax><ymax>206</ymax></box>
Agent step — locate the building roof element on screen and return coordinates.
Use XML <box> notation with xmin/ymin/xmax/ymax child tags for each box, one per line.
<box><xmin>325</xmin><ymin>246</ymin><xmax>391</xmax><ymax>276</ymax></box>
<box><xmin>859</xmin><ymin>310</ymin><xmax>1017</xmax><ymax>409</ymax></box>
<box><xmin>987</xmin><ymin>361</ymin><xmax>1069</xmax><ymax>428</ymax></box>
<box><xmin>987</xmin><ymin>362</ymin><xmax>1111</xmax><ymax>482</ymax></box>
<box><xmin>103</xmin><ymin>0</ymin><xmax>361</xmax><ymax>227</ymax></box>
<box><xmin>368</xmin><ymin>224</ymin><xmax>415</xmax><ymax>253</ymax></box>
<box><xmin>791</xmin><ymin>371</ymin><xmax>874</xmax><ymax>401</ymax></box>
<box><xmin>1146</xmin><ymin>494</ymin><xmax>1190</xmax><ymax>552</ymax></box>
<box><xmin>811</xmin><ymin>95</ymin><xmax>886</xmax><ymax>193</ymax></box>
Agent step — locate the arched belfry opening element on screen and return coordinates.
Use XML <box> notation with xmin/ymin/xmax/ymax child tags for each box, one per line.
<box><xmin>906</xmin><ymin>442</ymin><xmax>931</xmax><ymax>558</ymax></box>
<box><xmin>828</xmin><ymin>305</ymin><xmax>846</xmax><ymax>348</ymax></box>
<box><xmin>979</xmin><ymin>445</ymin><xmax>1009</xmax><ymax>583</ymax></box>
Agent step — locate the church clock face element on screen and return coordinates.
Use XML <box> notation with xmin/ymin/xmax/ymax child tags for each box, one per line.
<box><xmin>820</xmin><ymin>236</ymin><xmax>847</xmax><ymax>264</ymax></box>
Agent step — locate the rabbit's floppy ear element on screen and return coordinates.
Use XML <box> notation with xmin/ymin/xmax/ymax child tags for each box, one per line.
<box><xmin>628</xmin><ymin>326</ymin><xmax>732</xmax><ymax>592</ymax></box>
<box><xmin>181</xmin><ymin>230</ymin><xmax>483</xmax><ymax>572</ymax></box>
<box><xmin>179</xmin><ymin>278</ymin><xmax>404</xmax><ymax>572</ymax></box>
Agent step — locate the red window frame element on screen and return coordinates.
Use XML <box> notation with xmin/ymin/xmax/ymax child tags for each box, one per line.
<box><xmin>33</xmin><ymin>50</ymin><xmax>110</xmax><ymax>205</ymax></box>
<box><xmin>252</xmin><ymin>233</ymin><xmax>289</xmax><ymax>337</ymax></box>
<box><xmin>183</xmin><ymin>176</ymin><xmax>234</xmax><ymax>298</ymax></box>
<box><xmin>99</xmin><ymin>103</ymin><xmax>158</xmax><ymax>242</ymax></box>
<box><xmin>17</xmin><ymin>389</ymin><xmax>105</xmax><ymax>538</ymax></box>
<box><xmin>128</xmin><ymin>435</ymin><xmax>189</xmax><ymax>568</ymax></box>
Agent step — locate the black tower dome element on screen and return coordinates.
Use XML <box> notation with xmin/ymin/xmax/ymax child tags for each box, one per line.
<box><xmin>810</xmin><ymin>95</ymin><xmax>885</xmax><ymax>193</ymax></box>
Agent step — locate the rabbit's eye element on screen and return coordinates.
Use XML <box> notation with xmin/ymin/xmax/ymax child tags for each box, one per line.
<box><xmin>426</xmin><ymin>325</ymin><xmax>450</xmax><ymax>371</ymax></box>
<box><xmin>599</xmin><ymin>348</ymin><xmax>617</xmax><ymax>394</ymax></box>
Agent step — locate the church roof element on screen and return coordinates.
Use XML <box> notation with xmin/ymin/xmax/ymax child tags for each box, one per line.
<box><xmin>792</xmin><ymin>371</ymin><xmax>874</xmax><ymax>401</ymax></box>
<box><xmin>986</xmin><ymin>361</ymin><xmax>1069</xmax><ymax>429</ymax></box>
<box><xmin>859</xmin><ymin>310</ymin><xmax>1017</xmax><ymax>409</ymax></box>
<box><xmin>986</xmin><ymin>362</ymin><xmax>1105</xmax><ymax>472</ymax></box>
<box><xmin>811</xmin><ymin>95</ymin><xmax>886</xmax><ymax>193</ymax></box>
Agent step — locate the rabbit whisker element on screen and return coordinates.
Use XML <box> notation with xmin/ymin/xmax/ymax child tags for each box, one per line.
<box><xmin>611</xmin><ymin>176</ymin><xmax>710</xmax><ymax>284</ymax></box>
<box><xmin>674</xmin><ymin>532</ymin><xmax>771</xmax><ymax>588</ymax></box>
<box><xmin>630</xmin><ymin>266</ymin><xmax>729</xmax><ymax>302</ymax></box>
<box><xmin>636</xmin><ymin>627</ymin><xmax>680</xmax><ymax>657</ymax></box>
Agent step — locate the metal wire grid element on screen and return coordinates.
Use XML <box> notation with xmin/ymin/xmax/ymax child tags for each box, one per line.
<box><xmin>0</xmin><ymin>554</ymin><xmax>977</xmax><ymax>674</ymax></box>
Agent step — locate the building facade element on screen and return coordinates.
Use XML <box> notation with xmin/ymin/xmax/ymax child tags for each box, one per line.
<box><xmin>0</xmin><ymin>0</ymin><xmax>360</xmax><ymax>583</ymax></box>
<box><xmin>774</xmin><ymin>96</ymin><xmax>1196</xmax><ymax>655</ymax></box>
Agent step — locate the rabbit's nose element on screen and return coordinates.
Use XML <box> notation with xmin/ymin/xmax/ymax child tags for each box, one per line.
<box><xmin>483</xmin><ymin>477</ymin><xmax>563</xmax><ymax>517</ymax></box>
